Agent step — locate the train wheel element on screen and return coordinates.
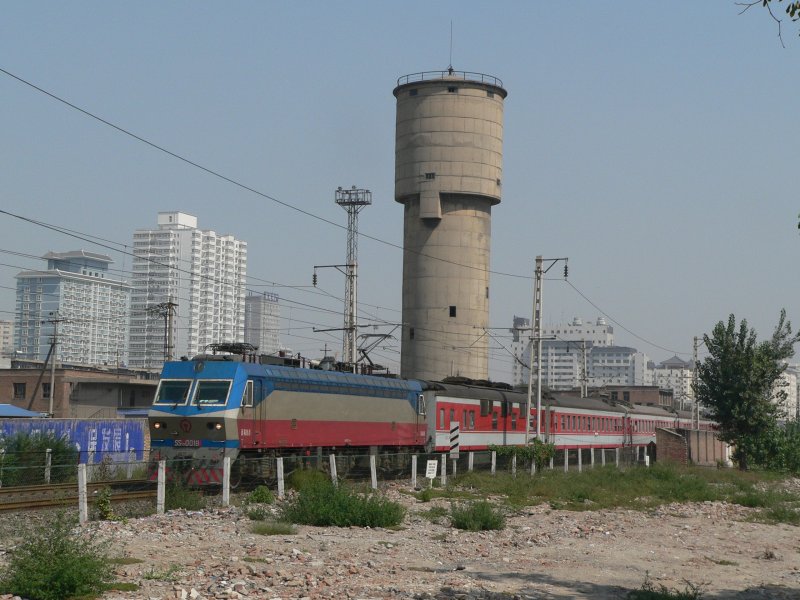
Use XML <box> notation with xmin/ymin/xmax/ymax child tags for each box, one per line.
<box><xmin>229</xmin><ymin>460</ymin><xmax>243</xmax><ymax>489</ymax></box>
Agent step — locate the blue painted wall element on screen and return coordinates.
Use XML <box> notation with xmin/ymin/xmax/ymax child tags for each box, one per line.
<box><xmin>0</xmin><ymin>419</ymin><xmax>147</xmax><ymax>464</ymax></box>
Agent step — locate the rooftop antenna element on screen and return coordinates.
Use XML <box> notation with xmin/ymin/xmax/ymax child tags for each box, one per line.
<box><xmin>448</xmin><ymin>20</ymin><xmax>454</xmax><ymax>73</ymax></box>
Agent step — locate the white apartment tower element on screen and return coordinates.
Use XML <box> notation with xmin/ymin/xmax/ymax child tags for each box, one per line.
<box><xmin>129</xmin><ymin>212</ymin><xmax>247</xmax><ymax>368</ymax></box>
<box><xmin>510</xmin><ymin>316</ymin><xmax>615</xmax><ymax>389</ymax></box>
<box><xmin>244</xmin><ymin>292</ymin><xmax>280</xmax><ymax>356</ymax></box>
<box><xmin>651</xmin><ymin>356</ymin><xmax>695</xmax><ymax>410</ymax></box>
<box><xmin>14</xmin><ymin>251</ymin><xmax>129</xmax><ymax>365</ymax></box>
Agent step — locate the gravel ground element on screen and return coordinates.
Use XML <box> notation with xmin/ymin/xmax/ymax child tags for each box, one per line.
<box><xmin>1</xmin><ymin>482</ymin><xmax>800</xmax><ymax>600</ymax></box>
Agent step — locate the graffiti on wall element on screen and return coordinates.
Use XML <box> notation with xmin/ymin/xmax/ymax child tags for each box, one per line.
<box><xmin>0</xmin><ymin>419</ymin><xmax>147</xmax><ymax>463</ymax></box>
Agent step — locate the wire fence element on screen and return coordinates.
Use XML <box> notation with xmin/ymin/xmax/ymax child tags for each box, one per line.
<box><xmin>0</xmin><ymin>446</ymin><xmax>654</xmax><ymax>523</ymax></box>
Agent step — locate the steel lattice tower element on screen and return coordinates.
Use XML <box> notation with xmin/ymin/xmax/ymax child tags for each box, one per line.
<box><xmin>336</xmin><ymin>186</ymin><xmax>372</xmax><ymax>369</ymax></box>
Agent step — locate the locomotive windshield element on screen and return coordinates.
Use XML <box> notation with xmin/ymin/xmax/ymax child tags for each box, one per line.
<box><xmin>193</xmin><ymin>380</ymin><xmax>231</xmax><ymax>406</ymax></box>
<box><xmin>153</xmin><ymin>380</ymin><xmax>192</xmax><ymax>405</ymax></box>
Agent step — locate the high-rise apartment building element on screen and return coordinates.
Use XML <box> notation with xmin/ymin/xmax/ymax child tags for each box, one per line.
<box><xmin>0</xmin><ymin>320</ymin><xmax>15</xmax><ymax>357</ymax></box>
<box><xmin>244</xmin><ymin>292</ymin><xmax>280</xmax><ymax>355</ymax></box>
<box><xmin>128</xmin><ymin>212</ymin><xmax>247</xmax><ymax>368</ymax></box>
<box><xmin>14</xmin><ymin>251</ymin><xmax>129</xmax><ymax>365</ymax></box>
<box><xmin>510</xmin><ymin>316</ymin><xmax>615</xmax><ymax>388</ymax></box>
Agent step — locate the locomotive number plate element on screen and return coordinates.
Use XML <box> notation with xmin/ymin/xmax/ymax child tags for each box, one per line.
<box><xmin>174</xmin><ymin>439</ymin><xmax>201</xmax><ymax>447</ymax></box>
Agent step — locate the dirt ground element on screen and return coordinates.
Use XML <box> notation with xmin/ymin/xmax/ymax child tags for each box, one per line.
<box><xmin>2</xmin><ymin>482</ymin><xmax>800</xmax><ymax>600</ymax></box>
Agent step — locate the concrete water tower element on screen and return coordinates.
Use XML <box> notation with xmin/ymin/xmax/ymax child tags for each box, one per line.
<box><xmin>394</xmin><ymin>68</ymin><xmax>507</xmax><ymax>381</ymax></box>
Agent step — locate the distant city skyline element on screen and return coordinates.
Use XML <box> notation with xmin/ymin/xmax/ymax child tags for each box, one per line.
<box><xmin>1</xmin><ymin>3</ymin><xmax>797</xmax><ymax>381</ymax></box>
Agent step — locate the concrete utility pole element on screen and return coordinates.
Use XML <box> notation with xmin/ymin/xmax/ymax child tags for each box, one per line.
<box><xmin>335</xmin><ymin>186</ymin><xmax>371</xmax><ymax>372</ymax></box>
<box><xmin>693</xmin><ymin>335</ymin><xmax>701</xmax><ymax>429</ymax></box>
<box><xmin>525</xmin><ymin>255</ymin><xmax>569</xmax><ymax>443</ymax></box>
<box><xmin>580</xmin><ymin>339</ymin><xmax>588</xmax><ymax>398</ymax></box>
<box><xmin>148</xmin><ymin>299</ymin><xmax>178</xmax><ymax>362</ymax></box>
<box><xmin>48</xmin><ymin>312</ymin><xmax>60</xmax><ymax>417</ymax></box>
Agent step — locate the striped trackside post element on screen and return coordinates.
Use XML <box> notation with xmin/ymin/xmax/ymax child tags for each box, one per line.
<box><xmin>449</xmin><ymin>423</ymin><xmax>460</xmax><ymax>457</ymax></box>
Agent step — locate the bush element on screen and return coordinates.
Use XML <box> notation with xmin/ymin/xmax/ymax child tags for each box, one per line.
<box><xmin>287</xmin><ymin>467</ymin><xmax>329</xmax><ymax>491</ymax></box>
<box><xmin>281</xmin><ymin>479</ymin><xmax>405</xmax><ymax>527</ymax></box>
<box><xmin>0</xmin><ymin>511</ymin><xmax>113</xmax><ymax>600</ymax></box>
<box><xmin>450</xmin><ymin>500</ymin><xmax>505</xmax><ymax>531</ymax></box>
<box><xmin>247</xmin><ymin>485</ymin><xmax>275</xmax><ymax>505</ymax></box>
<box><xmin>0</xmin><ymin>432</ymin><xmax>78</xmax><ymax>486</ymax></box>
<box><xmin>165</xmin><ymin>480</ymin><xmax>206</xmax><ymax>511</ymax></box>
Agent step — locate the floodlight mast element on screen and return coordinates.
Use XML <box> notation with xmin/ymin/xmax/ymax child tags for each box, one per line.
<box><xmin>336</xmin><ymin>186</ymin><xmax>372</xmax><ymax>372</ymax></box>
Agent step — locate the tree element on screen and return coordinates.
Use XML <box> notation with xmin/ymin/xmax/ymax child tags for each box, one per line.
<box><xmin>694</xmin><ymin>310</ymin><xmax>799</xmax><ymax>470</ymax></box>
<box><xmin>739</xmin><ymin>0</ymin><xmax>800</xmax><ymax>45</ymax></box>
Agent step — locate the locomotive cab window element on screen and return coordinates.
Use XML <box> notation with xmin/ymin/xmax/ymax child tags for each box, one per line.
<box><xmin>417</xmin><ymin>394</ymin><xmax>426</xmax><ymax>416</ymax></box>
<box><xmin>153</xmin><ymin>380</ymin><xmax>192</xmax><ymax>405</ymax></box>
<box><xmin>193</xmin><ymin>380</ymin><xmax>232</xmax><ymax>406</ymax></box>
<box><xmin>242</xmin><ymin>380</ymin><xmax>253</xmax><ymax>407</ymax></box>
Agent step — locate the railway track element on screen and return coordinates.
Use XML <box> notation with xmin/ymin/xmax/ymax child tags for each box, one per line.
<box><xmin>0</xmin><ymin>479</ymin><xmax>156</xmax><ymax>512</ymax></box>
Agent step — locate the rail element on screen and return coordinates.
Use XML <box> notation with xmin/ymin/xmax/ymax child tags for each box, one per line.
<box><xmin>396</xmin><ymin>70</ymin><xmax>504</xmax><ymax>88</ymax></box>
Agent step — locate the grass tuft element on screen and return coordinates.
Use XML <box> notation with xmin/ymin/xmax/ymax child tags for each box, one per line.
<box><xmin>281</xmin><ymin>478</ymin><xmax>405</xmax><ymax>528</ymax></box>
<box><xmin>627</xmin><ymin>574</ymin><xmax>704</xmax><ymax>599</ymax></box>
<box><xmin>450</xmin><ymin>500</ymin><xmax>505</xmax><ymax>531</ymax></box>
<box><xmin>251</xmin><ymin>521</ymin><xmax>297</xmax><ymax>535</ymax></box>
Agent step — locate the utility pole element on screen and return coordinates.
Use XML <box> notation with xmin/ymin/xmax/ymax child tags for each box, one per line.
<box><xmin>580</xmin><ymin>339</ymin><xmax>588</xmax><ymax>398</ymax></box>
<box><xmin>48</xmin><ymin>313</ymin><xmax>59</xmax><ymax>417</ymax></box>
<box><xmin>693</xmin><ymin>335</ymin><xmax>701</xmax><ymax>429</ymax></box>
<box><xmin>147</xmin><ymin>299</ymin><xmax>178</xmax><ymax>363</ymax></box>
<box><xmin>525</xmin><ymin>255</ymin><xmax>568</xmax><ymax>443</ymax></box>
<box><xmin>336</xmin><ymin>186</ymin><xmax>371</xmax><ymax>372</ymax></box>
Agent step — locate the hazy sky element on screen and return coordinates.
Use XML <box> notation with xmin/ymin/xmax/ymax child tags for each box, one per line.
<box><xmin>1</xmin><ymin>2</ymin><xmax>797</xmax><ymax>381</ymax></box>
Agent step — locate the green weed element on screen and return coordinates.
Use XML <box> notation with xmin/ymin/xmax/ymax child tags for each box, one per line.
<box><xmin>0</xmin><ymin>511</ymin><xmax>113</xmax><ymax>600</ymax></box>
<box><xmin>450</xmin><ymin>500</ymin><xmax>505</xmax><ymax>531</ymax></box>
<box><xmin>281</xmin><ymin>478</ymin><xmax>405</xmax><ymax>527</ymax></box>
<box><xmin>251</xmin><ymin>521</ymin><xmax>297</xmax><ymax>535</ymax></box>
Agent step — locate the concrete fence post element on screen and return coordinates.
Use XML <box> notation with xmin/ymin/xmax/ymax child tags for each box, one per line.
<box><xmin>577</xmin><ymin>448</ymin><xmax>582</xmax><ymax>473</ymax></box>
<box><xmin>157</xmin><ymin>460</ymin><xmax>165</xmax><ymax>515</ymax></box>
<box><xmin>411</xmin><ymin>455</ymin><xmax>418</xmax><ymax>489</ymax></box>
<box><xmin>468</xmin><ymin>452</ymin><xmax>474</xmax><ymax>472</ymax></box>
<box><xmin>490</xmin><ymin>451</ymin><xmax>496</xmax><ymax>476</ymax></box>
<box><xmin>564</xmin><ymin>449</ymin><xmax>569</xmax><ymax>473</ymax></box>
<box><xmin>440</xmin><ymin>454</ymin><xmax>447</xmax><ymax>487</ymax></box>
<box><xmin>45</xmin><ymin>448</ymin><xmax>52</xmax><ymax>484</ymax></box>
<box><xmin>602</xmin><ymin>448</ymin><xmax>606</xmax><ymax>467</ymax></box>
<box><xmin>127</xmin><ymin>448</ymin><xmax>136</xmax><ymax>479</ymax></box>
<box><xmin>77</xmin><ymin>463</ymin><xmax>88</xmax><ymax>525</ymax></box>
<box><xmin>615</xmin><ymin>447</ymin><xmax>620</xmax><ymax>468</ymax></box>
<box><xmin>511</xmin><ymin>454</ymin><xmax>517</xmax><ymax>477</ymax></box>
<box><xmin>370</xmin><ymin>455</ymin><xmax>378</xmax><ymax>490</ymax></box>
<box><xmin>222</xmin><ymin>456</ymin><xmax>231</xmax><ymax>507</ymax></box>
<box><xmin>590</xmin><ymin>447</ymin><xmax>595</xmax><ymax>468</ymax></box>
<box><xmin>277</xmin><ymin>457</ymin><xmax>285</xmax><ymax>498</ymax></box>
<box><xmin>329</xmin><ymin>454</ymin><xmax>338</xmax><ymax>485</ymax></box>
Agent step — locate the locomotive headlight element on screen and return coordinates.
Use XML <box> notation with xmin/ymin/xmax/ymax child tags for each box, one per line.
<box><xmin>215</xmin><ymin>422</ymin><xmax>223</xmax><ymax>430</ymax></box>
<box><xmin>207</xmin><ymin>421</ymin><xmax>224</xmax><ymax>431</ymax></box>
<box><xmin>153</xmin><ymin>421</ymin><xmax>163</xmax><ymax>429</ymax></box>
